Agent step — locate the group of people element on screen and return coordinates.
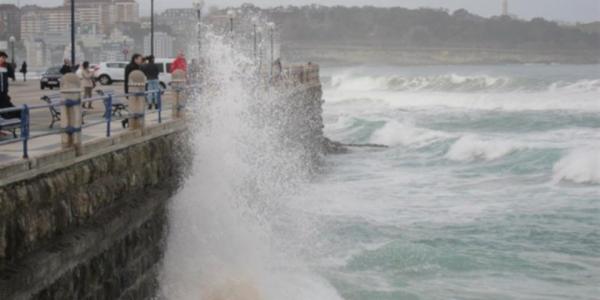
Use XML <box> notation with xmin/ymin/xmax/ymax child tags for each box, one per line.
<box><xmin>123</xmin><ymin>51</ymin><xmax>187</xmax><ymax>110</ymax></box>
<box><xmin>1</xmin><ymin>50</ymin><xmax>188</xmax><ymax>132</ymax></box>
<box><xmin>119</xmin><ymin>51</ymin><xmax>187</xmax><ymax>128</ymax></box>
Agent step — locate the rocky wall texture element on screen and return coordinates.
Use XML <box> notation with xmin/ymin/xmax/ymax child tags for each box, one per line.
<box><xmin>0</xmin><ymin>130</ymin><xmax>190</xmax><ymax>299</ymax></box>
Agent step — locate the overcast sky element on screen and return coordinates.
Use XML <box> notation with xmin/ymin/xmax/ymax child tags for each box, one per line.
<box><xmin>7</xmin><ymin>0</ymin><xmax>600</xmax><ymax>23</ymax></box>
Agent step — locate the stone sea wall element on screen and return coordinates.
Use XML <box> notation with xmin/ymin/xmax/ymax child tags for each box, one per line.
<box><xmin>0</xmin><ymin>122</ymin><xmax>190</xmax><ymax>300</ymax></box>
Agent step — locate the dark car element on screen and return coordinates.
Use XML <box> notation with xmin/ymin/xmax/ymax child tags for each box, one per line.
<box><xmin>40</xmin><ymin>67</ymin><xmax>62</xmax><ymax>90</ymax></box>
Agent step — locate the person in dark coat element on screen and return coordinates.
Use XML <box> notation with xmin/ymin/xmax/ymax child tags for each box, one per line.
<box><xmin>121</xmin><ymin>54</ymin><xmax>144</xmax><ymax>128</ymax></box>
<box><xmin>0</xmin><ymin>51</ymin><xmax>20</xmax><ymax>120</ymax></box>
<box><xmin>19</xmin><ymin>61</ymin><xmax>27</xmax><ymax>82</ymax></box>
<box><xmin>124</xmin><ymin>53</ymin><xmax>143</xmax><ymax>95</ymax></box>
<box><xmin>141</xmin><ymin>55</ymin><xmax>161</xmax><ymax>109</ymax></box>
<box><xmin>59</xmin><ymin>59</ymin><xmax>72</xmax><ymax>75</ymax></box>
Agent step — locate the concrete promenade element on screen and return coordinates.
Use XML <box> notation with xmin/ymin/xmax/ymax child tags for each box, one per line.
<box><xmin>0</xmin><ymin>80</ymin><xmax>181</xmax><ymax>164</ymax></box>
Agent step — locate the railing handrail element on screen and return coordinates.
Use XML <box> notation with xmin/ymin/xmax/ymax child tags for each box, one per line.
<box><xmin>1</xmin><ymin>63</ymin><xmax>316</xmax><ymax>161</ymax></box>
<box><xmin>0</xmin><ymin>88</ymin><xmax>168</xmax><ymax>159</ymax></box>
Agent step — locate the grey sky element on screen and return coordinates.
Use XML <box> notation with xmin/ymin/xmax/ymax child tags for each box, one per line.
<box><xmin>8</xmin><ymin>0</ymin><xmax>600</xmax><ymax>23</ymax></box>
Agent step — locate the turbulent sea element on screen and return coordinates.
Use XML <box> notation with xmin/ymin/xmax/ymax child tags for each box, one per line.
<box><xmin>308</xmin><ymin>64</ymin><xmax>600</xmax><ymax>299</ymax></box>
<box><xmin>159</xmin><ymin>52</ymin><xmax>599</xmax><ymax>299</ymax></box>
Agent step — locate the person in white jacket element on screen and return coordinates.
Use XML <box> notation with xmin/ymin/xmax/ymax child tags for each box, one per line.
<box><xmin>80</xmin><ymin>61</ymin><xmax>95</xmax><ymax>109</ymax></box>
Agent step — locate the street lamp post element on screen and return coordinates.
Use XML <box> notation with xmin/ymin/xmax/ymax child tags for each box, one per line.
<box><xmin>193</xmin><ymin>0</ymin><xmax>204</xmax><ymax>54</ymax></box>
<box><xmin>8</xmin><ymin>36</ymin><xmax>15</xmax><ymax>66</ymax></box>
<box><xmin>267</xmin><ymin>22</ymin><xmax>275</xmax><ymax>78</ymax></box>
<box><xmin>122</xmin><ymin>39</ymin><xmax>128</xmax><ymax>61</ymax></box>
<box><xmin>70</xmin><ymin>0</ymin><xmax>75</xmax><ymax>68</ymax></box>
<box><xmin>252</xmin><ymin>16</ymin><xmax>259</xmax><ymax>60</ymax></box>
<box><xmin>256</xmin><ymin>26</ymin><xmax>264</xmax><ymax>71</ymax></box>
<box><xmin>227</xmin><ymin>9</ymin><xmax>236</xmax><ymax>34</ymax></box>
<box><xmin>150</xmin><ymin>0</ymin><xmax>154</xmax><ymax>56</ymax></box>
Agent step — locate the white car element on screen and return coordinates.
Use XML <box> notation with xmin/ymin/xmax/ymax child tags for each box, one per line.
<box><xmin>94</xmin><ymin>61</ymin><xmax>127</xmax><ymax>85</ymax></box>
<box><xmin>95</xmin><ymin>59</ymin><xmax>175</xmax><ymax>89</ymax></box>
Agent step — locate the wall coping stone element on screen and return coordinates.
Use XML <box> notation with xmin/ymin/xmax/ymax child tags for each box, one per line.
<box><xmin>0</xmin><ymin>119</ymin><xmax>187</xmax><ymax>187</ymax></box>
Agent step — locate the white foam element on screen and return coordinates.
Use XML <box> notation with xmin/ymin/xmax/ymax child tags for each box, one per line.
<box><xmin>330</xmin><ymin>73</ymin><xmax>511</xmax><ymax>93</ymax></box>
<box><xmin>446</xmin><ymin>135</ymin><xmax>523</xmax><ymax>161</ymax></box>
<box><xmin>553</xmin><ymin>148</ymin><xmax>600</xmax><ymax>184</ymax></box>
<box><xmin>549</xmin><ymin>79</ymin><xmax>600</xmax><ymax>93</ymax></box>
<box><xmin>324</xmin><ymin>89</ymin><xmax>600</xmax><ymax>112</ymax></box>
<box><xmin>369</xmin><ymin>120</ymin><xmax>451</xmax><ymax>147</ymax></box>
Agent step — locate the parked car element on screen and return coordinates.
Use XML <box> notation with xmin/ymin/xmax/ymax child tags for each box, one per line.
<box><xmin>94</xmin><ymin>61</ymin><xmax>127</xmax><ymax>85</ymax></box>
<box><xmin>154</xmin><ymin>58</ymin><xmax>175</xmax><ymax>89</ymax></box>
<box><xmin>40</xmin><ymin>67</ymin><xmax>62</xmax><ymax>90</ymax></box>
<box><xmin>94</xmin><ymin>59</ymin><xmax>174</xmax><ymax>89</ymax></box>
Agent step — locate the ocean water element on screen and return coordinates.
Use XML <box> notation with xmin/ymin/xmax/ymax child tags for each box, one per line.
<box><xmin>304</xmin><ymin>64</ymin><xmax>600</xmax><ymax>299</ymax></box>
<box><xmin>159</xmin><ymin>37</ymin><xmax>600</xmax><ymax>300</ymax></box>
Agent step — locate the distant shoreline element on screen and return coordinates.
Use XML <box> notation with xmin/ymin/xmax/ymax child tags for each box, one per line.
<box><xmin>282</xmin><ymin>44</ymin><xmax>600</xmax><ymax>66</ymax></box>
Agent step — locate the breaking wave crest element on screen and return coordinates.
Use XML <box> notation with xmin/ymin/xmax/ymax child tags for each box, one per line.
<box><xmin>330</xmin><ymin>74</ymin><xmax>600</xmax><ymax>93</ymax></box>
<box><xmin>445</xmin><ymin>136</ymin><xmax>524</xmax><ymax>162</ymax></box>
<box><xmin>369</xmin><ymin>120</ymin><xmax>450</xmax><ymax>148</ymax></box>
<box><xmin>553</xmin><ymin>148</ymin><xmax>600</xmax><ymax>184</ymax></box>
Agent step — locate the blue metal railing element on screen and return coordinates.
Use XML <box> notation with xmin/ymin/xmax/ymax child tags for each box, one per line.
<box><xmin>0</xmin><ymin>89</ymin><xmax>166</xmax><ymax>159</ymax></box>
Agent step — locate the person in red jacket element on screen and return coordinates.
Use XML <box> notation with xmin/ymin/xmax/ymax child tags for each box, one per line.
<box><xmin>170</xmin><ymin>50</ymin><xmax>187</xmax><ymax>74</ymax></box>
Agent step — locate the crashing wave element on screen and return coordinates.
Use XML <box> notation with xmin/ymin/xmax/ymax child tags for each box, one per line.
<box><xmin>330</xmin><ymin>73</ymin><xmax>600</xmax><ymax>93</ymax></box>
<box><xmin>369</xmin><ymin>120</ymin><xmax>451</xmax><ymax>148</ymax></box>
<box><xmin>445</xmin><ymin>135</ymin><xmax>523</xmax><ymax>161</ymax></box>
<box><xmin>553</xmin><ymin>148</ymin><xmax>600</xmax><ymax>184</ymax></box>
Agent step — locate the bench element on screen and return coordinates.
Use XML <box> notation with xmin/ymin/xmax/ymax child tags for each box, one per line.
<box><xmin>40</xmin><ymin>94</ymin><xmax>62</xmax><ymax>128</ymax></box>
<box><xmin>96</xmin><ymin>90</ymin><xmax>128</xmax><ymax>117</ymax></box>
<box><xmin>0</xmin><ymin>116</ymin><xmax>20</xmax><ymax>138</ymax></box>
<box><xmin>41</xmin><ymin>94</ymin><xmax>90</xmax><ymax>128</ymax></box>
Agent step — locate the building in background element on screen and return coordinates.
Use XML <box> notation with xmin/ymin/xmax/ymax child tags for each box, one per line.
<box><xmin>0</xmin><ymin>4</ymin><xmax>21</xmax><ymax>41</ymax></box>
<box><xmin>502</xmin><ymin>0</ymin><xmax>509</xmax><ymax>16</ymax></box>
<box><xmin>23</xmin><ymin>38</ymin><xmax>47</xmax><ymax>67</ymax></box>
<box><xmin>144</xmin><ymin>31</ymin><xmax>174</xmax><ymax>58</ymax></box>
<box><xmin>112</xmin><ymin>0</ymin><xmax>139</xmax><ymax>24</ymax></box>
<box><xmin>160</xmin><ymin>8</ymin><xmax>195</xmax><ymax>35</ymax></box>
<box><xmin>63</xmin><ymin>0</ymin><xmax>113</xmax><ymax>35</ymax></box>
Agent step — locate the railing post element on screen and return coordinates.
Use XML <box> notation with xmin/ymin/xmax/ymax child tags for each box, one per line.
<box><xmin>21</xmin><ymin>104</ymin><xmax>30</xmax><ymax>159</ymax></box>
<box><xmin>127</xmin><ymin>70</ymin><xmax>147</xmax><ymax>131</ymax></box>
<box><xmin>105</xmin><ymin>94</ymin><xmax>112</xmax><ymax>137</ymax></box>
<box><xmin>171</xmin><ymin>70</ymin><xmax>186</xmax><ymax>120</ymax></box>
<box><xmin>157</xmin><ymin>90</ymin><xmax>162</xmax><ymax>123</ymax></box>
<box><xmin>60</xmin><ymin>73</ymin><xmax>82</xmax><ymax>151</ymax></box>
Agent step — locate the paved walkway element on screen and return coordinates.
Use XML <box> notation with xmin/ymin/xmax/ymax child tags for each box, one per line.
<box><xmin>1</xmin><ymin>80</ymin><xmax>179</xmax><ymax>163</ymax></box>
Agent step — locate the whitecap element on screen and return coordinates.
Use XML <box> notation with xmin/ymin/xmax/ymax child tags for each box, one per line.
<box><xmin>369</xmin><ymin>120</ymin><xmax>451</xmax><ymax>147</ymax></box>
<box><xmin>446</xmin><ymin>135</ymin><xmax>523</xmax><ymax>161</ymax></box>
<box><xmin>553</xmin><ymin>148</ymin><xmax>600</xmax><ymax>184</ymax></box>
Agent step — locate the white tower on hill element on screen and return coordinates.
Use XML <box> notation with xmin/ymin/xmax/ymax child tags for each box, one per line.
<box><xmin>502</xmin><ymin>0</ymin><xmax>509</xmax><ymax>16</ymax></box>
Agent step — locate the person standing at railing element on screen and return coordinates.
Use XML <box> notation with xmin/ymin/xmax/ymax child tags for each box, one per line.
<box><xmin>19</xmin><ymin>61</ymin><xmax>27</xmax><ymax>82</ymax></box>
<box><xmin>170</xmin><ymin>51</ymin><xmax>187</xmax><ymax>74</ymax></box>
<box><xmin>272</xmin><ymin>58</ymin><xmax>283</xmax><ymax>83</ymax></box>
<box><xmin>122</xmin><ymin>54</ymin><xmax>144</xmax><ymax>128</ymax></box>
<box><xmin>0</xmin><ymin>51</ymin><xmax>20</xmax><ymax>120</ymax></box>
<box><xmin>80</xmin><ymin>61</ymin><xmax>95</xmax><ymax>109</ymax></box>
<box><xmin>124</xmin><ymin>54</ymin><xmax>143</xmax><ymax>96</ymax></box>
<box><xmin>141</xmin><ymin>55</ymin><xmax>160</xmax><ymax>110</ymax></box>
<box><xmin>60</xmin><ymin>59</ymin><xmax>72</xmax><ymax>75</ymax></box>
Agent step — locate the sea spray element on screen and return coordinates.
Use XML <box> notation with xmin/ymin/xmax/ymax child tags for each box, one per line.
<box><xmin>159</xmin><ymin>31</ymin><xmax>341</xmax><ymax>299</ymax></box>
